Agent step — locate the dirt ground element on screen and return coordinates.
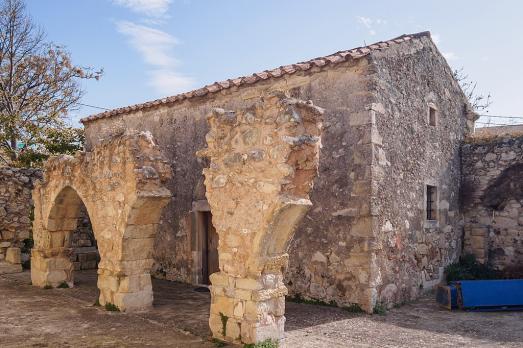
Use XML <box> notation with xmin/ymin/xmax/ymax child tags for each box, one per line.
<box><xmin>1</xmin><ymin>270</ymin><xmax>522</xmax><ymax>348</ymax></box>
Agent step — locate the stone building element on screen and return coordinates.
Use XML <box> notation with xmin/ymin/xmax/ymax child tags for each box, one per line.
<box><xmin>78</xmin><ymin>30</ymin><xmax>475</xmax><ymax>316</ymax></box>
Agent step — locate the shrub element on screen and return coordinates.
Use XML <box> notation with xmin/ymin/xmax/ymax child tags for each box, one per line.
<box><xmin>244</xmin><ymin>339</ymin><xmax>279</xmax><ymax>348</ymax></box>
<box><xmin>57</xmin><ymin>282</ymin><xmax>69</xmax><ymax>289</ymax></box>
<box><xmin>219</xmin><ymin>312</ymin><xmax>228</xmax><ymax>337</ymax></box>
<box><xmin>445</xmin><ymin>254</ymin><xmax>500</xmax><ymax>282</ymax></box>
<box><xmin>344</xmin><ymin>303</ymin><xmax>364</xmax><ymax>313</ymax></box>
<box><xmin>212</xmin><ymin>338</ymin><xmax>227</xmax><ymax>347</ymax></box>
<box><xmin>373</xmin><ymin>302</ymin><xmax>387</xmax><ymax>315</ymax></box>
<box><xmin>104</xmin><ymin>303</ymin><xmax>120</xmax><ymax>312</ymax></box>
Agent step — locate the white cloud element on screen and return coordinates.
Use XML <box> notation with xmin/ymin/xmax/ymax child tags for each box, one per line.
<box><xmin>116</xmin><ymin>20</ymin><xmax>194</xmax><ymax>95</ymax></box>
<box><xmin>117</xmin><ymin>21</ymin><xmax>178</xmax><ymax>66</ymax></box>
<box><xmin>112</xmin><ymin>0</ymin><xmax>171</xmax><ymax>17</ymax></box>
<box><xmin>357</xmin><ymin>16</ymin><xmax>373</xmax><ymax>29</ymax></box>
<box><xmin>148</xmin><ymin>69</ymin><xmax>194</xmax><ymax>94</ymax></box>
<box><xmin>356</xmin><ymin>16</ymin><xmax>387</xmax><ymax>36</ymax></box>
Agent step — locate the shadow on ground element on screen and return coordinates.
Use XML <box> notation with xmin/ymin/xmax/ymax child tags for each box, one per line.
<box><xmin>2</xmin><ymin>270</ymin><xmax>523</xmax><ymax>348</ymax></box>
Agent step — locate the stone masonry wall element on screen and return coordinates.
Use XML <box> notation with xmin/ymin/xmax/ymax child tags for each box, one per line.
<box><xmin>70</xmin><ymin>205</ymin><xmax>99</xmax><ymax>271</ymax></box>
<box><xmin>0</xmin><ymin>167</ymin><xmax>42</xmax><ymax>272</ymax></box>
<box><xmin>370</xmin><ymin>36</ymin><xmax>471</xmax><ymax>307</ymax></box>
<box><xmin>462</xmin><ymin>136</ymin><xmax>523</xmax><ymax>273</ymax></box>
<box><xmin>82</xmin><ymin>36</ymin><xmax>467</xmax><ymax>310</ymax></box>
<box><xmin>83</xmin><ymin>57</ymin><xmax>377</xmax><ymax>309</ymax></box>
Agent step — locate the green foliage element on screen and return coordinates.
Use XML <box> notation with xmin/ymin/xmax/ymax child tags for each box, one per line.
<box><xmin>57</xmin><ymin>282</ymin><xmax>69</xmax><ymax>289</ymax></box>
<box><xmin>343</xmin><ymin>303</ymin><xmax>364</xmax><ymax>313</ymax></box>
<box><xmin>373</xmin><ymin>303</ymin><xmax>387</xmax><ymax>315</ymax></box>
<box><xmin>105</xmin><ymin>303</ymin><xmax>120</xmax><ymax>312</ymax></box>
<box><xmin>445</xmin><ymin>254</ymin><xmax>500</xmax><ymax>282</ymax></box>
<box><xmin>243</xmin><ymin>339</ymin><xmax>279</xmax><ymax>348</ymax></box>
<box><xmin>219</xmin><ymin>312</ymin><xmax>228</xmax><ymax>337</ymax></box>
<box><xmin>212</xmin><ymin>338</ymin><xmax>227</xmax><ymax>347</ymax></box>
<box><xmin>15</xmin><ymin>127</ymin><xmax>85</xmax><ymax>167</ymax></box>
<box><xmin>93</xmin><ymin>299</ymin><xmax>101</xmax><ymax>307</ymax></box>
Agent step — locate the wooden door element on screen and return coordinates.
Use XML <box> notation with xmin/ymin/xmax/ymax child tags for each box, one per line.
<box><xmin>206</xmin><ymin>213</ymin><xmax>219</xmax><ymax>280</ymax></box>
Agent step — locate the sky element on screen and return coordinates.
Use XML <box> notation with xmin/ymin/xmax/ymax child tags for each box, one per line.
<box><xmin>26</xmin><ymin>0</ymin><xmax>523</xmax><ymax>126</ymax></box>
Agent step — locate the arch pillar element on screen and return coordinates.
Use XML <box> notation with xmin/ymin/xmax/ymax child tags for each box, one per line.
<box><xmin>31</xmin><ymin>132</ymin><xmax>172</xmax><ymax>312</ymax></box>
<box><xmin>198</xmin><ymin>95</ymin><xmax>323</xmax><ymax>344</ymax></box>
<box><xmin>31</xmin><ymin>186</ymin><xmax>85</xmax><ymax>288</ymax></box>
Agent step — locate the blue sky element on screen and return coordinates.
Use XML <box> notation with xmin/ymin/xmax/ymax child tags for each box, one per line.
<box><xmin>27</xmin><ymin>0</ymin><xmax>523</xmax><ymax>126</ymax></box>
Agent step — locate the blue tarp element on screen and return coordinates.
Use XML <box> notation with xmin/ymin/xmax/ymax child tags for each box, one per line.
<box><xmin>459</xmin><ymin>279</ymin><xmax>523</xmax><ymax>310</ymax></box>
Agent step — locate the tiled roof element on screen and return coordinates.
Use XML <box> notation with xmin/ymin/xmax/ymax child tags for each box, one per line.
<box><xmin>81</xmin><ymin>31</ymin><xmax>431</xmax><ymax>124</ymax></box>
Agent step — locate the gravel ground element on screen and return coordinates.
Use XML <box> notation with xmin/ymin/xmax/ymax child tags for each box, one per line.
<box><xmin>1</xmin><ymin>270</ymin><xmax>522</xmax><ymax>348</ymax></box>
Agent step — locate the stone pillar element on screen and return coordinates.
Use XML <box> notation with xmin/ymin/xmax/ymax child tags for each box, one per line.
<box><xmin>97</xmin><ymin>263</ymin><xmax>154</xmax><ymax>311</ymax></box>
<box><xmin>31</xmin><ymin>248</ymin><xmax>74</xmax><ymax>287</ymax></box>
<box><xmin>209</xmin><ymin>254</ymin><xmax>293</xmax><ymax>343</ymax></box>
<box><xmin>198</xmin><ymin>94</ymin><xmax>323</xmax><ymax>344</ymax></box>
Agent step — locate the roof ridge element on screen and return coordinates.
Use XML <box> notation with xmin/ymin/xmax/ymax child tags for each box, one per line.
<box><xmin>81</xmin><ymin>31</ymin><xmax>431</xmax><ymax>124</ymax></box>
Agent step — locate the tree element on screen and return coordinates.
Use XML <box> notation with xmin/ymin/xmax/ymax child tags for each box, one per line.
<box><xmin>0</xmin><ymin>0</ymin><xmax>101</xmax><ymax>166</ymax></box>
<box><xmin>452</xmin><ymin>68</ymin><xmax>492</xmax><ymax>113</ymax></box>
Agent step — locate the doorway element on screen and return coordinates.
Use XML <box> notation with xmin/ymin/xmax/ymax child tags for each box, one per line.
<box><xmin>200</xmin><ymin>211</ymin><xmax>219</xmax><ymax>285</ymax></box>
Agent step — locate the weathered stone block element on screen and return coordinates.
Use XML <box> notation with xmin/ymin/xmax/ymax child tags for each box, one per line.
<box><xmin>5</xmin><ymin>247</ymin><xmax>21</xmax><ymax>264</ymax></box>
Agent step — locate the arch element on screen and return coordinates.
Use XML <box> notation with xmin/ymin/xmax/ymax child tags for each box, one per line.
<box><xmin>483</xmin><ymin>163</ymin><xmax>523</xmax><ymax>210</ymax></box>
<box><xmin>197</xmin><ymin>96</ymin><xmax>323</xmax><ymax>345</ymax></box>
<box><xmin>31</xmin><ymin>132</ymin><xmax>172</xmax><ymax>312</ymax></box>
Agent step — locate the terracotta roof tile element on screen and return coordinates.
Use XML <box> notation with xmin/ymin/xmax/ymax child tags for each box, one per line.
<box><xmin>268</xmin><ymin>68</ymin><xmax>282</xmax><ymax>78</ymax></box>
<box><xmin>243</xmin><ymin>75</ymin><xmax>258</xmax><ymax>84</ymax></box>
<box><xmin>81</xmin><ymin>31</ymin><xmax>431</xmax><ymax>124</ymax></box>
<box><xmin>231</xmin><ymin>78</ymin><xmax>243</xmax><ymax>86</ymax></box>
<box><xmin>255</xmin><ymin>72</ymin><xmax>270</xmax><ymax>80</ymax></box>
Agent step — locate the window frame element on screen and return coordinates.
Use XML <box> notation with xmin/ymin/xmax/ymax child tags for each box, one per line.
<box><xmin>427</xmin><ymin>103</ymin><xmax>438</xmax><ymax>126</ymax></box>
<box><xmin>424</xmin><ymin>184</ymin><xmax>439</xmax><ymax>227</ymax></box>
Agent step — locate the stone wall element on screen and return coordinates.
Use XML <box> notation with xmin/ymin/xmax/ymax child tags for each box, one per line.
<box><xmin>83</xmin><ymin>57</ymin><xmax>376</xmax><ymax>309</ymax></box>
<box><xmin>370</xmin><ymin>37</ymin><xmax>472</xmax><ymax>307</ymax></box>
<box><xmin>0</xmin><ymin>167</ymin><xmax>42</xmax><ymax>273</ymax></box>
<box><xmin>70</xmin><ymin>205</ymin><xmax>98</xmax><ymax>271</ymax></box>
<box><xmin>462</xmin><ymin>136</ymin><xmax>523</xmax><ymax>273</ymax></box>
<box><xmin>81</xmin><ymin>35</ymin><xmax>469</xmax><ymax>310</ymax></box>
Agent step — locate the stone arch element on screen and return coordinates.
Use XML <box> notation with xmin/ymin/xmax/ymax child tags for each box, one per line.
<box><xmin>256</xmin><ymin>199</ymin><xmax>311</xmax><ymax>260</ymax></box>
<box><xmin>483</xmin><ymin>163</ymin><xmax>523</xmax><ymax>210</ymax></box>
<box><xmin>47</xmin><ymin>185</ymin><xmax>92</xmax><ymax>244</ymax></box>
<box><xmin>197</xmin><ymin>95</ymin><xmax>323</xmax><ymax>344</ymax></box>
<box><xmin>31</xmin><ymin>132</ymin><xmax>171</xmax><ymax>312</ymax></box>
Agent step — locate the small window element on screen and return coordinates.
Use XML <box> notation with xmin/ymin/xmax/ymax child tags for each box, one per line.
<box><xmin>426</xmin><ymin>185</ymin><xmax>437</xmax><ymax>221</ymax></box>
<box><xmin>428</xmin><ymin>105</ymin><xmax>437</xmax><ymax>126</ymax></box>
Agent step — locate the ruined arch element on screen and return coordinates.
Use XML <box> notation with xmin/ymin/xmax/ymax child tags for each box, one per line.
<box><xmin>197</xmin><ymin>95</ymin><xmax>323</xmax><ymax>344</ymax></box>
<box><xmin>483</xmin><ymin>163</ymin><xmax>523</xmax><ymax>210</ymax></box>
<box><xmin>31</xmin><ymin>132</ymin><xmax>171</xmax><ymax>312</ymax></box>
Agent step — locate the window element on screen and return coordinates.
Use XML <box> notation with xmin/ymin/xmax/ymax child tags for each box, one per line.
<box><xmin>428</xmin><ymin>105</ymin><xmax>437</xmax><ymax>126</ymax></box>
<box><xmin>426</xmin><ymin>185</ymin><xmax>437</xmax><ymax>221</ymax></box>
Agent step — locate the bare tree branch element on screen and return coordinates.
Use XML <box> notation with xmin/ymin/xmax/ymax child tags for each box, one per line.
<box><xmin>453</xmin><ymin>67</ymin><xmax>492</xmax><ymax>113</ymax></box>
<box><xmin>0</xmin><ymin>0</ymin><xmax>102</xmax><ymax>165</ymax></box>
